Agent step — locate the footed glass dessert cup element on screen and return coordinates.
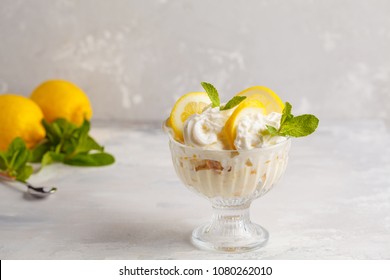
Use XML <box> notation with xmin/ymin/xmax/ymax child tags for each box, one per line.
<box><xmin>167</xmin><ymin>134</ymin><xmax>291</xmax><ymax>253</ymax></box>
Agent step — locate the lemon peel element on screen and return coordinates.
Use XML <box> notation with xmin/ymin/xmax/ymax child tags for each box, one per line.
<box><xmin>236</xmin><ymin>86</ymin><xmax>284</xmax><ymax>114</ymax></box>
<box><xmin>168</xmin><ymin>92</ymin><xmax>211</xmax><ymax>142</ymax></box>
<box><xmin>224</xmin><ymin>99</ymin><xmax>266</xmax><ymax>149</ymax></box>
<box><xmin>31</xmin><ymin>80</ymin><xmax>92</xmax><ymax>126</ymax></box>
<box><xmin>0</xmin><ymin>94</ymin><xmax>45</xmax><ymax>151</ymax></box>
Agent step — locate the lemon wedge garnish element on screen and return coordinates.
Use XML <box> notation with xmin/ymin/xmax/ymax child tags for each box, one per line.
<box><xmin>168</xmin><ymin>92</ymin><xmax>211</xmax><ymax>141</ymax></box>
<box><xmin>236</xmin><ymin>86</ymin><xmax>284</xmax><ymax>114</ymax></box>
<box><xmin>224</xmin><ymin>99</ymin><xmax>266</xmax><ymax>149</ymax></box>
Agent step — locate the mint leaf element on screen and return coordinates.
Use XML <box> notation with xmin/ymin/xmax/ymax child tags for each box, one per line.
<box><xmin>280</xmin><ymin>102</ymin><xmax>293</xmax><ymax>125</ymax></box>
<box><xmin>279</xmin><ymin>114</ymin><xmax>319</xmax><ymax>137</ymax></box>
<box><xmin>266</xmin><ymin>125</ymin><xmax>279</xmax><ymax>136</ymax></box>
<box><xmin>15</xmin><ymin>165</ymin><xmax>33</xmax><ymax>182</ymax></box>
<box><xmin>85</xmin><ymin>136</ymin><xmax>104</xmax><ymax>152</ymax></box>
<box><xmin>201</xmin><ymin>82</ymin><xmax>220</xmax><ymax>108</ymax></box>
<box><xmin>7</xmin><ymin>138</ymin><xmax>30</xmax><ymax>173</ymax></box>
<box><xmin>72</xmin><ymin>135</ymin><xmax>104</xmax><ymax>154</ymax></box>
<box><xmin>1</xmin><ymin>119</ymin><xmax>115</xmax><ymax>185</ymax></box>
<box><xmin>0</xmin><ymin>137</ymin><xmax>33</xmax><ymax>182</ymax></box>
<box><xmin>38</xmin><ymin>119</ymin><xmax>115</xmax><ymax>167</ymax></box>
<box><xmin>221</xmin><ymin>96</ymin><xmax>246</xmax><ymax>111</ymax></box>
<box><xmin>12</xmin><ymin>147</ymin><xmax>30</xmax><ymax>171</ymax></box>
<box><xmin>7</xmin><ymin>137</ymin><xmax>26</xmax><ymax>155</ymax></box>
<box><xmin>30</xmin><ymin>142</ymin><xmax>51</xmax><ymax>163</ymax></box>
<box><xmin>266</xmin><ymin>102</ymin><xmax>319</xmax><ymax>138</ymax></box>
<box><xmin>42</xmin><ymin>119</ymin><xmax>67</xmax><ymax>144</ymax></box>
<box><xmin>64</xmin><ymin>153</ymin><xmax>115</xmax><ymax>166</ymax></box>
<box><xmin>70</xmin><ymin>121</ymin><xmax>104</xmax><ymax>154</ymax></box>
<box><xmin>41</xmin><ymin>151</ymin><xmax>65</xmax><ymax>168</ymax></box>
<box><xmin>200</xmin><ymin>82</ymin><xmax>247</xmax><ymax>111</ymax></box>
<box><xmin>0</xmin><ymin>153</ymin><xmax>6</xmax><ymax>170</ymax></box>
<box><xmin>62</xmin><ymin>121</ymin><xmax>88</xmax><ymax>155</ymax></box>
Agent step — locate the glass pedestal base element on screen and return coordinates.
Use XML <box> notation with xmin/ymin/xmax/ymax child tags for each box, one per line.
<box><xmin>191</xmin><ymin>204</ymin><xmax>269</xmax><ymax>253</ymax></box>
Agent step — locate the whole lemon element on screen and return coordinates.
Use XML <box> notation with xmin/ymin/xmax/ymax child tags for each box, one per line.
<box><xmin>0</xmin><ymin>94</ymin><xmax>46</xmax><ymax>151</ymax></box>
<box><xmin>30</xmin><ymin>80</ymin><xmax>93</xmax><ymax>126</ymax></box>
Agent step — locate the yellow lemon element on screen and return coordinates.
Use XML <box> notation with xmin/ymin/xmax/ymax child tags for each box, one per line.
<box><xmin>0</xmin><ymin>94</ymin><xmax>46</xmax><ymax>151</ymax></box>
<box><xmin>224</xmin><ymin>99</ymin><xmax>266</xmax><ymax>149</ymax></box>
<box><xmin>168</xmin><ymin>92</ymin><xmax>211</xmax><ymax>142</ymax></box>
<box><xmin>30</xmin><ymin>80</ymin><xmax>92</xmax><ymax>126</ymax></box>
<box><xmin>236</xmin><ymin>86</ymin><xmax>284</xmax><ymax>114</ymax></box>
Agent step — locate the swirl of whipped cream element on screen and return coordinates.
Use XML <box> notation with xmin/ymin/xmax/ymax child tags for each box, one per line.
<box><xmin>234</xmin><ymin>111</ymin><xmax>285</xmax><ymax>149</ymax></box>
<box><xmin>183</xmin><ymin>107</ymin><xmax>232</xmax><ymax>150</ymax></box>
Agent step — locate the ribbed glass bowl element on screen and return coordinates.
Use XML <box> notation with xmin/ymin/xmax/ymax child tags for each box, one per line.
<box><xmin>167</xmin><ymin>133</ymin><xmax>291</xmax><ymax>252</ymax></box>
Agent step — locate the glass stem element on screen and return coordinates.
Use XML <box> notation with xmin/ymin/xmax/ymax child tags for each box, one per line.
<box><xmin>209</xmin><ymin>202</ymin><xmax>252</xmax><ymax>235</ymax></box>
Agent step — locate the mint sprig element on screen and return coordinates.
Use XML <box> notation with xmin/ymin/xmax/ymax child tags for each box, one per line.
<box><xmin>33</xmin><ymin>119</ymin><xmax>115</xmax><ymax>167</ymax></box>
<box><xmin>266</xmin><ymin>102</ymin><xmax>319</xmax><ymax>137</ymax></box>
<box><xmin>201</xmin><ymin>81</ymin><xmax>246</xmax><ymax>111</ymax></box>
<box><xmin>201</xmin><ymin>82</ymin><xmax>220</xmax><ymax>108</ymax></box>
<box><xmin>221</xmin><ymin>96</ymin><xmax>246</xmax><ymax>111</ymax></box>
<box><xmin>0</xmin><ymin>138</ymin><xmax>33</xmax><ymax>182</ymax></box>
<box><xmin>1</xmin><ymin>119</ymin><xmax>115</xmax><ymax>183</ymax></box>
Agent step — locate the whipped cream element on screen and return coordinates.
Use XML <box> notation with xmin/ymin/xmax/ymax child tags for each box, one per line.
<box><xmin>182</xmin><ymin>106</ymin><xmax>286</xmax><ymax>150</ymax></box>
<box><xmin>183</xmin><ymin>107</ymin><xmax>232</xmax><ymax>150</ymax></box>
<box><xmin>234</xmin><ymin>111</ymin><xmax>285</xmax><ymax>150</ymax></box>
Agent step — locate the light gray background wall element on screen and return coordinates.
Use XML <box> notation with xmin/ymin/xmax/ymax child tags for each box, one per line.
<box><xmin>1</xmin><ymin>0</ymin><xmax>389</xmax><ymax>123</ymax></box>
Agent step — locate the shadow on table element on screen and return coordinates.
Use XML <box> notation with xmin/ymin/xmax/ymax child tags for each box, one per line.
<box><xmin>79</xmin><ymin>219</ymin><xmax>196</xmax><ymax>256</ymax></box>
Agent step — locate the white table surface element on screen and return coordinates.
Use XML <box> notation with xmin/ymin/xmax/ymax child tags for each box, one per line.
<box><xmin>1</xmin><ymin>120</ymin><xmax>389</xmax><ymax>260</ymax></box>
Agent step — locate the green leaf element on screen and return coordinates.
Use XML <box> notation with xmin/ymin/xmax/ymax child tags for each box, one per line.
<box><xmin>265</xmin><ymin>102</ymin><xmax>319</xmax><ymax>138</ymax></box>
<box><xmin>0</xmin><ymin>138</ymin><xmax>33</xmax><ymax>182</ymax></box>
<box><xmin>75</xmin><ymin>136</ymin><xmax>104</xmax><ymax>154</ymax></box>
<box><xmin>7</xmin><ymin>138</ymin><xmax>30</xmax><ymax>170</ymax></box>
<box><xmin>1</xmin><ymin>118</ymin><xmax>116</xmax><ymax>183</ymax></box>
<box><xmin>42</xmin><ymin>120</ymin><xmax>61</xmax><ymax>144</ymax></box>
<box><xmin>30</xmin><ymin>142</ymin><xmax>51</xmax><ymax>163</ymax></box>
<box><xmin>7</xmin><ymin>138</ymin><xmax>30</xmax><ymax>171</ymax></box>
<box><xmin>266</xmin><ymin>125</ymin><xmax>279</xmax><ymax>136</ymax></box>
<box><xmin>40</xmin><ymin>118</ymin><xmax>115</xmax><ymax>168</ymax></box>
<box><xmin>62</xmin><ymin>137</ymin><xmax>79</xmax><ymax>155</ymax></box>
<box><xmin>41</xmin><ymin>151</ymin><xmax>65</xmax><ymax>167</ymax></box>
<box><xmin>13</xmin><ymin>148</ymin><xmax>30</xmax><ymax>171</ymax></box>
<box><xmin>85</xmin><ymin>136</ymin><xmax>104</xmax><ymax>152</ymax></box>
<box><xmin>73</xmin><ymin>120</ymin><xmax>103</xmax><ymax>153</ymax></box>
<box><xmin>64</xmin><ymin>153</ymin><xmax>115</xmax><ymax>166</ymax></box>
<box><xmin>279</xmin><ymin>114</ymin><xmax>319</xmax><ymax>137</ymax></box>
<box><xmin>221</xmin><ymin>96</ymin><xmax>246</xmax><ymax>111</ymax></box>
<box><xmin>280</xmin><ymin>102</ymin><xmax>293</xmax><ymax>125</ymax></box>
<box><xmin>41</xmin><ymin>152</ymin><xmax>54</xmax><ymax>167</ymax></box>
<box><xmin>78</xmin><ymin>119</ymin><xmax>90</xmax><ymax>137</ymax></box>
<box><xmin>7</xmin><ymin>138</ymin><xmax>26</xmax><ymax>157</ymax></box>
<box><xmin>43</xmin><ymin>119</ymin><xmax>78</xmax><ymax>147</ymax></box>
<box><xmin>201</xmin><ymin>82</ymin><xmax>220</xmax><ymax>108</ymax></box>
<box><xmin>71</xmin><ymin>119</ymin><xmax>90</xmax><ymax>142</ymax></box>
<box><xmin>0</xmin><ymin>152</ymin><xmax>7</xmax><ymax>170</ymax></box>
<box><xmin>15</xmin><ymin>165</ymin><xmax>33</xmax><ymax>182</ymax></box>
<box><xmin>51</xmin><ymin>121</ymin><xmax>63</xmax><ymax>138</ymax></box>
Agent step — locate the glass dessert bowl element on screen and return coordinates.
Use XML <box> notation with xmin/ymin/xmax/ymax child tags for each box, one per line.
<box><xmin>164</xmin><ymin>82</ymin><xmax>318</xmax><ymax>252</ymax></box>
<box><xmin>167</xmin><ymin>131</ymin><xmax>291</xmax><ymax>252</ymax></box>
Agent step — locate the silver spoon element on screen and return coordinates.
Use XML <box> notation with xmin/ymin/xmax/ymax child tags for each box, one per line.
<box><xmin>0</xmin><ymin>173</ymin><xmax>57</xmax><ymax>198</ymax></box>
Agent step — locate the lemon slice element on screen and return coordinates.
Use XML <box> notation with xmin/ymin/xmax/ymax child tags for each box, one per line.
<box><xmin>224</xmin><ymin>99</ymin><xmax>266</xmax><ymax>149</ymax></box>
<box><xmin>236</xmin><ymin>86</ymin><xmax>284</xmax><ymax>114</ymax></box>
<box><xmin>168</xmin><ymin>92</ymin><xmax>211</xmax><ymax>141</ymax></box>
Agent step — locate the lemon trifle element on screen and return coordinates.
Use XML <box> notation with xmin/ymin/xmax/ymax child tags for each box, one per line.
<box><xmin>164</xmin><ymin>82</ymin><xmax>318</xmax><ymax>252</ymax></box>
